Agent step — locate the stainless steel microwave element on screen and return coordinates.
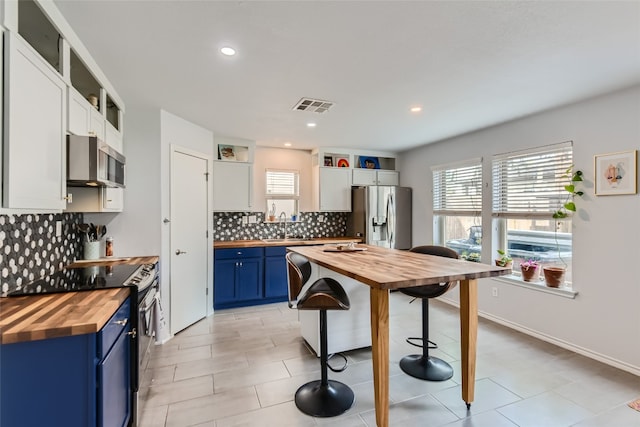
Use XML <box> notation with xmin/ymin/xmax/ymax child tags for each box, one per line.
<box><xmin>67</xmin><ymin>135</ymin><xmax>126</xmax><ymax>188</ymax></box>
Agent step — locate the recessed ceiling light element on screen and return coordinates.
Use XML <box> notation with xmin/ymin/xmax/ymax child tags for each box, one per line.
<box><xmin>307</xmin><ymin>123</ymin><xmax>317</xmax><ymax>128</ymax></box>
<box><xmin>410</xmin><ymin>106</ymin><xmax>422</xmax><ymax>113</ymax></box>
<box><xmin>284</xmin><ymin>142</ymin><xmax>292</xmax><ymax>147</ymax></box>
<box><xmin>220</xmin><ymin>46</ymin><xmax>236</xmax><ymax>56</ymax></box>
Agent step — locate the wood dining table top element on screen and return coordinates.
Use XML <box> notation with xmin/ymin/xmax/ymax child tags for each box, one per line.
<box><xmin>287</xmin><ymin>244</ymin><xmax>511</xmax><ymax>289</ymax></box>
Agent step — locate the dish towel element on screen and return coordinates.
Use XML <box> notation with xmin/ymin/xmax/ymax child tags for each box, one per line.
<box><xmin>628</xmin><ymin>398</ymin><xmax>640</xmax><ymax>411</ymax></box>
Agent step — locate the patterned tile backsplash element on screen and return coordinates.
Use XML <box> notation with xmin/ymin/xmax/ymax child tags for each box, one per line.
<box><xmin>0</xmin><ymin>213</ymin><xmax>84</xmax><ymax>294</ymax></box>
<box><xmin>213</xmin><ymin>212</ymin><xmax>348</xmax><ymax>241</ymax></box>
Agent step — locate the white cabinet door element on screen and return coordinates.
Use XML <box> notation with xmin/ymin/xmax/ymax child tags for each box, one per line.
<box><xmin>319</xmin><ymin>167</ymin><xmax>351</xmax><ymax>211</ymax></box>
<box><xmin>3</xmin><ymin>33</ymin><xmax>66</xmax><ymax>210</ymax></box>
<box><xmin>376</xmin><ymin>170</ymin><xmax>399</xmax><ymax>186</ymax></box>
<box><xmin>352</xmin><ymin>169</ymin><xmax>399</xmax><ymax>186</ymax></box>
<box><xmin>352</xmin><ymin>169</ymin><xmax>377</xmax><ymax>186</ymax></box>
<box><xmin>105</xmin><ymin>121</ymin><xmax>123</xmax><ymax>152</ymax></box>
<box><xmin>68</xmin><ymin>87</ymin><xmax>92</xmax><ymax>135</ymax></box>
<box><xmin>102</xmin><ymin>187</ymin><xmax>124</xmax><ymax>211</ymax></box>
<box><xmin>213</xmin><ymin>162</ymin><xmax>252</xmax><ymax>211</ymax></box>
<box><xmin>90</xmin><ymin>108</ymin><xmax>105</xmax><ymax>141</ymax></box>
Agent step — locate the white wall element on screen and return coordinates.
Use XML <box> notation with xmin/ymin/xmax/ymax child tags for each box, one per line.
<box><xmin>398</xmin><ymin>85</ymin><xmax>640</xmax><ymax>374</ymax></box>
<box><xmin>85</xmin><ymin>105</ymin><xmax>162</xmax><ymax>257</ymax></box>
<box><xmin>252</xmin><ymin>146</ymin><xmax>313</xmax><ymax>212</ymax></box>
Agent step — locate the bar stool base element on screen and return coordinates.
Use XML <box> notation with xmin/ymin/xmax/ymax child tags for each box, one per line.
<box><xmin>400</xmin><ymin>354</ymin><xmax>453</xmax><ymax>381</ymax></box>
<box><xmin>295</xmin><ymin>380</ymin><xmax>355</xmax><ymax>417</ymax></box>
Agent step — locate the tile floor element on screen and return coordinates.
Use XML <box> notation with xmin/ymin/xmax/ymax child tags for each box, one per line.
<box><xmin>138</xmin><ymin>293</ymin><xmax>640</xmax><ymax>426</ymax></box>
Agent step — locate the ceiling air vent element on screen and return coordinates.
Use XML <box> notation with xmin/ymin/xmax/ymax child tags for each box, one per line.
<box><xmin>292</xmin><ymin>98</ymin><xmax>334</xmax><ymax>114</ymax></box>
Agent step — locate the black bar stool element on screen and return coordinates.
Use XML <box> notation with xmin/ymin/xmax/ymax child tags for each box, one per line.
<box><xmin>286</xmin><ymin>252</ymin><xmax>355</xmax><ymax>417</ymax></box>
<box><xmin>399</xmin><ymin>245</ymin><xmax>459</xmax><ymax>381</ymax></box>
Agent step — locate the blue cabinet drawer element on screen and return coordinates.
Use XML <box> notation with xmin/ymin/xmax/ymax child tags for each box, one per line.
<box><xmin>215</xmin><ymin>247</ymin><xmax>264</xmax><ymax>260</ymax></box>
<box><xmin>265</xmin><ymin>246</ymin><xmax>287</xmax><ymax>257</ymax></box>
<box><xmin>98</xmin><ymin>298</ymin><xmax>130</xmax><ymax>359</ymax></box>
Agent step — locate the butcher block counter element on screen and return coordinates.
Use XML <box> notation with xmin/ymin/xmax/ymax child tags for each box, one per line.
<box><xmin>214</xmin><ymin>237</ymin><xmax>360</xmax><ymax>249</ymax></box>
<box><xmin>66</xmin><ymin>255</ymin><xmax>159</xmax><ymax>268</ymax></box>
<box><xmin>0</xmin><ymin>287</ymin><xmax>130</xmax><ymax>344</ymax></box>
<box><xmin>0</xmin><ymin>255</ymin><xmax>158</xmax><ymax>344</ymax></box>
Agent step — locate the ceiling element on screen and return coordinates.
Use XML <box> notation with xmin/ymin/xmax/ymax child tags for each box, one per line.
<box><xmin>53</xmin><ymin>1</ymin><xmax>640</xmax><ymax>153</ymax></box>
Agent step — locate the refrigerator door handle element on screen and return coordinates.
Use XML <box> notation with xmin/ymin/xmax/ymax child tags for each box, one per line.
<box><xmin>387</xmin><ymin>192</ymin><xmax>395</xmax><ymax>247</ymax></box>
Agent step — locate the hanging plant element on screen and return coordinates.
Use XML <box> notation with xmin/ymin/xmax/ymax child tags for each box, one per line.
<box><xmin>552</xmin><ymin>167</ymin><xmax>584</xmax><ymax>219</ymax></box>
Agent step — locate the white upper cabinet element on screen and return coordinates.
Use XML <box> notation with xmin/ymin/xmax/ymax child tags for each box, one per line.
<box><xmin>3</xmin><ymin>32</ymin><xmax>67</xmax><ymax>210</ymax></box>
<box><xmin>213</xmin><ymin>162</ymin><xmax>253</xmax><ymax>211</ymax></box>
<box><xmin>352</xmin><ymin>169</ymin><xmax>399</xmax><ymax>186</ymax></box>
<box><xmin>68</xmin><ymin>86</ymin><xmax>105</xmax><ymax>140</ymax></box>
<box><xmin>313</xmin><ymin>167</ymin><xmax>352</xmax><ymax>211</ymax></box>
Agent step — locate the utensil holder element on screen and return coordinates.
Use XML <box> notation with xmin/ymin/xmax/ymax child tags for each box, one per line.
<box><xmin>84</xmin><ymin>241</ymin><xmax>101</xmax><ymax>260</ymax></box>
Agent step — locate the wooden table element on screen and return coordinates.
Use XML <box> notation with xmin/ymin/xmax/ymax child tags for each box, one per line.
<box><xmin>287</xmin><ymin>244</ymin><xmax>511</xmax><ymax>427</ymax></box>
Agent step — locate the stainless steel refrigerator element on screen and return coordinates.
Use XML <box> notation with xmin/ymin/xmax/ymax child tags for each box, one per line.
<box><xmin>347</xmin><ymin>186</ymin><xmax>412</xmax><ymax>249</ymax></box>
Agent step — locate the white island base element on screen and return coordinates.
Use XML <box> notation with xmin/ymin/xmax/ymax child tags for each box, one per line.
<box><xmin>298</xmin><ymin>264</ymin><xmax>372</xmax><ymax>356</ymax></box>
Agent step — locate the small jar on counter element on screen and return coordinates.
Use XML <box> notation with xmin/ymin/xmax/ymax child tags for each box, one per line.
<box><xmin>105</xmin><ymin>237</ymin><xmax>114</xmax><ymax>257</ymax></box>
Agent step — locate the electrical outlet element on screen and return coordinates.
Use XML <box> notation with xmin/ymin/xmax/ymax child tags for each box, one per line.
<box><xmin>242</xmin><ymin>216</ymin><xmax>248</xmax><ymax>225</ymax></box>
<box><xmin>492</xmin><ymin>287</ymin><xmax>498</xmax><ymax>297</ymax></box>
<box><xmin>55</xmin><ymin>221</ymin><xmax>62</xmax><ymax>237</ymax></box>
<box><xmin>318</xmin><ymin>215</ymin><xmax>325</xmax><ymax>223</ymax></box>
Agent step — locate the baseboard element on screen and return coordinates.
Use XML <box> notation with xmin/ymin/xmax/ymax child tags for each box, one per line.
<box><xmin>438</xmin><ymin>297</ymin><xmax>640</xmax><ymax>377</ymax></box>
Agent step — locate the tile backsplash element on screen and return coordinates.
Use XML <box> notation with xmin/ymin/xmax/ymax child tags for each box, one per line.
<box><xmin>0</xmin><ymin>213</ymin><xmax>83</xmax><ymax>294</ymax></box>
<box><xmin>213</xmin><ymin>212</ymin><xmax>348</xmax><ymax>241</ymax></box>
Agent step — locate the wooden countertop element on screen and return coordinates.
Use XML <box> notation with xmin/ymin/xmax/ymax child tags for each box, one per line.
<box><xmin>0</xmin><ymin>255</ymin><xmax>157</xmax><ymax>345</ymax></box>
<box><xmin>288</xmin><ymin>244</ymin><xmax>511</xmax><ymax>290</ymax></box>
<box><xmin>65</xmin><ymin>255</ymin><xmax>159</xmax><ymax>268</ymax></box>
<box><xmin>0</xmin><ymin>287</ymin><xmax>130</xmax><ymax>344</ymax></box>
<box><xmin>214</xmin><ymin>237</ymin><xmax>361</xmax><ymax>249</ymax></box>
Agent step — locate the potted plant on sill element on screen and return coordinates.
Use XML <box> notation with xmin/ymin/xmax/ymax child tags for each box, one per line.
<box><xmin>543</xmin><ymin>166</ymin><xmax>583</xmax><ymax>288</ymax></box>
<box><xmin>520</xmin><ymin>259</ymin><xmax>541</xmax><ymax>282</ymax></box>
<box><xmin>495</xmin><ymin>249</ymin><xmax>513</xmax><ymax>268</ymax></box>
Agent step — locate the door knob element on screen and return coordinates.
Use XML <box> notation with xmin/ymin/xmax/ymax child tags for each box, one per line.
<box><xmin>175</xmin><ymin>250</ymin><xmax>187</xmax><ymax>255</ymax></box>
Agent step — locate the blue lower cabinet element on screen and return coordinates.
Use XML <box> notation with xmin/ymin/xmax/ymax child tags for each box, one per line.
<box><xmin>0</xmin><ymin>298</ymin><xmax>132</xmax><ymax>427</ymax></box>
<box><xmin>265</xmin><ymin>246</ymin><xmax>288</xmax><ymax>300</ymax></box>
<box><xmin>214</xmin><ymin>248</ymin><xmax>264</xmax><ymax>309</ymax></box>
<box><xmin>214</xmin><ymin>246</ymin><xmax>289</xmax><ymax>309</ymax></box>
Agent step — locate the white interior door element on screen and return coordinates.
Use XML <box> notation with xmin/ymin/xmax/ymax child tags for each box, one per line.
<box><xmin>170</xmin><ymin>149</ymin><xmax>209</xmax><ymax>334</ymax></box>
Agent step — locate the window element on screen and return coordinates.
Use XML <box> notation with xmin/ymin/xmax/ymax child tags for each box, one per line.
<box><xmin>492</xmin><ymin>141</ymin><xmax>573</xmax><ymax>284</ymax></box>
<box><xmin>265</xmin><ymin>169</ymin><xmax>299</xmax><ymax>220</ymax></box>
<box><xmin>432</xmin><ymin>159</ymin><xmax>483</xmax><ymax>261</ymax></box>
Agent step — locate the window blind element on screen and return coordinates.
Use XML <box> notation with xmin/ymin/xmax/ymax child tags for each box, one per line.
<box><xmin>432</xmin><ymin>159</ymin><xmax>482</xmax><ymax>216</ymax></box>
<box><xmin>492</xmin><ymin>141</ymin><xmax>573</xmax><ymax>218</ymax></box>
<box><xmin>266</xmin><ymin>170</ymin><xmax>299</xmax><ymax>196</ymax></box>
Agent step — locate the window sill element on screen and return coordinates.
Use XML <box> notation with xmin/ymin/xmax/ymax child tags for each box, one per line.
<box><xmin>493</xmin><ymin>275</ymin><xmax>578</xmax><ymax>299</ymax></box>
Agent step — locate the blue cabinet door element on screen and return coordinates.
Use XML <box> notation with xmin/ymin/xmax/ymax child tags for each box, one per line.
<box><xmin>214</xmin><ymin>259</ymin><xmax>238</xmax><ymax>308</ymax></box>
<box><xmin>236</xmin><ymin>258</ymin><xmax>263</xmax><ymax>301</ymax></box>
<box><xmin>98</xmin><ymin>325</ymin><xmax>131</xmax><ymax>427</ymax></box>
<box><xmin>265</xmin><ymin>255</ymin><xmax>288</xmax><ymax>299</ymax></box>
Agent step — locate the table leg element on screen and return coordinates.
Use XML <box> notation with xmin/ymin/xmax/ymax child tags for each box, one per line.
<box><xmin>370</xmin><ymin>287</ymin><xmax>389</xmax><ymax>427</ymax></box>
<box><xmin>459</xmin><ymin>278</ymin><xmax>478</xmax><ymax>408</ymax></box>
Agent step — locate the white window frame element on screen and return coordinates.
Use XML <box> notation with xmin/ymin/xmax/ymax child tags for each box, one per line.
<box><xmin>432</xmin><ymin>158</ymin><xmax>483</xmax><ymax>260</ymax></box>
<box><xmin>492</xmin><ymin>141</ymin><xmax>576</xmax><ymax>290</ymax></box>
<box><xmin>265</xmin><ymin>169</ymin><xmax>300</xmax><ymax>218</ymax></box>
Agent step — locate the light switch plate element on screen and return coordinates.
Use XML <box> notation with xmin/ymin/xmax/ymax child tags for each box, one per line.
<box><xmin>242</xmin><ymin>216</ymin><xmax>248</xmax><ymax>225</ymax></box>
<box><xmin>248</xmin><ymin>215</ymin><xmax>257</xmax><ymax>224</ymax></box>
<box><xmin>55</xmin><ymin>221</ymin><xmax>62</xmax><ymax>236</ymax></box>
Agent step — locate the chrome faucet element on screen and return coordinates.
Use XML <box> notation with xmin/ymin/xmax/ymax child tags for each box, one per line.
<box><xmin>279</xmin><ymin>211</ymin><xmax>288</xmax><ymax>238</ymax></box>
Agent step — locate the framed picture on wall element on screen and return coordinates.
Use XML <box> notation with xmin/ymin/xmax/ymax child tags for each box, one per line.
<box><xmin>324</xmin><ymin>156</ymin><xmax>333</xmax><ymax>167</ymax></box>
<box><xmin>335</xmin><ymin>157</ymin><xmax>350</xmax><ymax>167</ymax></box>
<box><xmin>218</xmin><ymin>145</ymin><xmax>236</xmax><ymax>161</ymax></box>
<box><xmin>359</xmin><ymin>156</ymin><xmax>380</xmax><ymax>169</ymax></box>
<box><xmin>594</xmin><ymin>150</ymin><xmax>637</xmax><ymax>195</ymax></box>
